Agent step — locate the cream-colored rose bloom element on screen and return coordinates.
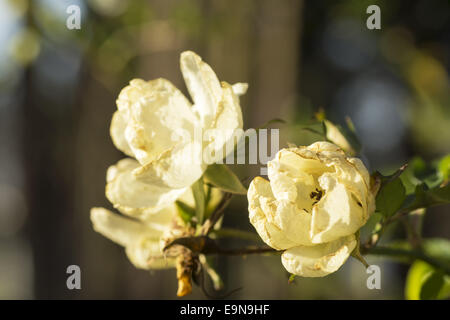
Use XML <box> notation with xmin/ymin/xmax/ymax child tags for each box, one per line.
<box><xmin>248</xmin><ymin>142</ymin><xmax>375</xmax><ymax>277</ymax></box>
<box><xmin>91</xmin><ymin>159</ymin><xmax>223</xmax><ymax>270</ymax></box>
<box><xmin>90</xmin><ymin>206</ymin><xmax>177</xmax><ymax>270</ymax></box>
<box><xmin>90</xmin><ymin>161</ymin><xmax>197</xmax><ymax>270</ymax></box>
<box><xmin>109</xmin><ymin>51</ymin><xmax>247</xmax><ymax>212</ymax></box>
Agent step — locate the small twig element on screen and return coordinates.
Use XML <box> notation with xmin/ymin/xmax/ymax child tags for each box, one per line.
<box><xmin>204</xmin><ymin>246</ymin><xmax>279</xmax><ymax>256</ymax></box>
<box><xmin>211</xmin><ymin>228</ymin><xmax>262</xmax><ymax>243</ymax></box>
<box><xmin>164</xmin><ymin>235</ymin><xmax>278</xmax><ymax>257</ymax></box>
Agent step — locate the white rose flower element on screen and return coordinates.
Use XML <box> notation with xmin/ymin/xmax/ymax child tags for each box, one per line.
<box><xmin>91</xmin><ymin>159</ymin><xmax>223</xmax><ymax>270</ymax></box>
<box><xmin>90</xmin><ymin>206</ymin><xmax>177</xmax><ymax>270</ymax></box>
<box><xmin>90</xmin><ymin>159</ymin><xmax>195</xmax><ymax>270</ymax></box>
<box><xmin>109</xmin><ymin>51</ymin><xmax>247</xmax><ymax>212</ymax></box>
<box><xmin>248</xmin><ymin>142</ymin><xmax>375</xmax><ymax>277</ymax></box>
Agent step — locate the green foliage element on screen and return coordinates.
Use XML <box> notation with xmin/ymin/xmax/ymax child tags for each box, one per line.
<box><xmin>191</xmin><ymin>178</ymin><xmax>206</xmax><ymax>224</ymax></box>
<box><xmin>405</xmin><ymin>260</ymin><xmax>450</xmax><ymax>300</ymax></box>
<box><xmin>438</xmin><ymin>155</ymin><xmax>450</xmax><ymax>181</ymax></box>
<box><xmin>401</xmin><ymin>155</ymin><xmax>450</xmax><ymax>194</ymax></box>
<box><xmin>403</xmin><ymin>183</ymin><xmax>450</xmax><ymax>212</ymax></box>
<box><xmin>376</xmin><ymin>177</ymin><xmax>406</xmax><ymax>218</ymax></box>
<box><xmin>176</xmin><ymin>200</ymin><xmax>196</xmax><ymax>225</ymax></box>
<box><xmin>422</xmin><ymin>238</ymin><xmax>450</xmax><ymax>264</ymax></box>
<box><xmin>288</xmin><ymin>274</ymin><xmax>296</xmax><ymax>284</ymax></box>
<box><xmin>400</xmin><ymin>157</ymin><xmax>427</xmax><ymax>194</ymax></box>
<box><xmin>203</xmin><ymin>164</ymin><xmax>247</xmax><ymax>195</ymax></box>
<box><xmin>420</xmin><ymin>270</ymin><xmax>446</xmax><ymax>300</ymax></box>
<box><xmin>375</xmin><ymin>154</ymin><xmax>450</xmax><ymax>218</ymax></box>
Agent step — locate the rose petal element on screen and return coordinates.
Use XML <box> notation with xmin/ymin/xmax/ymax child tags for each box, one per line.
<box><xmin>274</xmin><ymin>148</ymin><xmax>332</xmax><ymax>176</ymax></box>
<box><xmin>105</xmin><ymin>158</ymin><xmax>186</xmax><ymax>213</ymax></box>
<box><xmin>133</xmin><ymin>142</ymin><xmax>206</xmax><ymax>189</ymax></box>
<box><xmin>310</xmin><ymin>173</ymin><xmax>366</xmax><ymax>243</ymax></box>
<box><xmin>248</xmin><ymin>177</ymin><xmax>297</xmax><ymax>250</ymax></box>
<box><xmin>203</xmin><ymin>82</ymin><xmax>244</xmax><ymax>164</ymax></box>
<box><xmin>116</xmin><ymin>79</ymin><xmax>148</xmax><ymax>117</ymax></box>
<box><xmin>281</xmin><ymin>234</ymin><xmax>356</xmax><ymax>277</ymax></box>
<box><xmin>180</xmin><ymin>51</ymin><xmax>222</xmax><ymax>128</ymax></box>
<box><xmin>274</xmin><ymin>200</ymin><xmax>313</xmax><ymax>246</ymax></box>
<box><xmin>90</xmin><ymin>207</ymin><xmax>174</xmax><ymax>270</ymax></box>
<box><xmin>90</xmin><ymin>207</ymin><xmax>162</xmax><ymax>247</ymax></box>
<box><xmin>231</xmin><ymin>82</ymin><xmax>248</xmax><ymax>96</ymax></box>
<box><xmin>124</xmin><ymin>78</ymin><xmax>198</xmax><ymax>166</ymax></box>
<box><xmin>110</xmin><ymin>111</ymin><xmax>134</xmax><ymax>157</ymax></box>
<box><xmin>125</xmin><ymin>239</ymin><xmax>175</xmax><ymax>270</ymax></box>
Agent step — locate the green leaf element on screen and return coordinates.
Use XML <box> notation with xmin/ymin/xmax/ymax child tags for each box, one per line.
<box><xmin>438</xmin><ymin>155</ymin><xmax>450</xmax><ymax>181</ymax></box>
<box><xmin>401</xmin><ymin>156</ymin><xmax>448</xmax><ymax>194</ymax></box>
<box><xmin>405</xmin><ymin>260</ymin><xmax>433</xmax><ymax>300</ymax></box>
<box><xmin>191</xmin><ymin>178</ymin><xmax>206</xmax><ymax>224</ymax></box>
<box><xmin>375</xmin><ymin>177</ymin><xmax>406</xmax><ymax>218</ymax></box>
<box><xmin>374</xmin><ymin>163</ymin><xmax>408</xmax><ymax>188</ymax></box>
<box><xmin>404</xmin><ymin>183</ymin><xmax>450</xmax><ymax>211</ymax></box>
<box><xmin>405</xmin><ymin>260</ymin><xmax>450</xmax><ymax>300</ymax></box>
<box><xmin>203</xmin><ymin>164</ymin><xmax>247</xmax><ymax>195</ymax></box>
<box><xmin>420</xmin><ymin>270</ymin><xmax>445</xmax><ymax>300</ymax></box>
<box><xmin>400</xmin><ymin>157</ymin><xmax>426</xmax><ymax>194</ymax></box>
<box><xmin>175</xmin><ymin>200</ymin><xmax>196</xmax><ymax>225</ymax></box>
<box><xmin>288</xmin><ymin>274</ymin><xmax>296</xmax><ymax>284</ymax></box>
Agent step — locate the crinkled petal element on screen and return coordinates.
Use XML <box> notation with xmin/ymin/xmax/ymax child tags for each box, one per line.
<box><xmin>231</xmin><ymin>82</ymin><xmax>248</xmax><ymax>96</ymax></box>
<box><xmin>248</xmin><ymin>177</ymin><xmax>297</xmax><ymax>250</ymax></box>
<box><xmin>308</xmin><ymin>141</ymin><xmax>343</xmax><ymax>154</ymax></box>
<box><xmin>91</xmin><ymin>208</ymin><xmax>175</xmax><ymax>270</ymax></box>
<box><xmin>125</xmin><ymin>238</ymin><xmax>175</xmax><ymax>270</ymax></box>
<box><xmin>124</xmin><ymin>78</ymin><xmax>198</xmax><ymax>165</ymax></box>
<box><xmin>105</xmin><ymin>158</ymin><xmax>186</xmax><ymax>213</ymax></box>
<box><xmin>275</xmin><ymin>148</ymin><xmax>332</xmax><ymax>176</ymax></box>
<box><xmin>203</xmin><ymin>82</ymin><xmax>244</xmax><ymax>164</ymax></box>
<box><xmin>110</xmin><ymin>111</ymin><xmax>134</xmax><ymax>157</ymax></box>
<box><xmin>133</xmin><ymin>142</ymin><xmax>206</xmax><ymax>189</ymax></box>
<box><xmin>90</xmin><ymin>207</ymin><xmax>161</xmax><ymax>247</ymax></box>
<box><xmin>116</xmin><ymin>79</ymin><xmax>148</xmax><ymax>117</ymax></box>
<box><xmin>274</xmin><ymin>200</ymin><xmax>313</xmax><ymax>246</ymax></box>
<box><xmin>180</xmin><ymin>51</ymin><xmax>222</xmax><ymax>128</ymax></box>
<box><xmin>281</xmin><ymin>234</ymin><xmax>356</xmax><ymax>277</ymax></box>
<box><xmin>347</xmin><ymin>157</ymin><xmax>370</xmax><ymax>187</ymax></box>
<box><xmin>310</xmin><ymin>173</ymin><xmax>366</xmax><ymax>243</ymax></box>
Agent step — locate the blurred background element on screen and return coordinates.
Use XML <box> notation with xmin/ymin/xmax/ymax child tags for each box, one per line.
<box><xmin>0</xmin><ymin>0</ymin><xmax>449</xmax><ymax>299</ymax></box>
